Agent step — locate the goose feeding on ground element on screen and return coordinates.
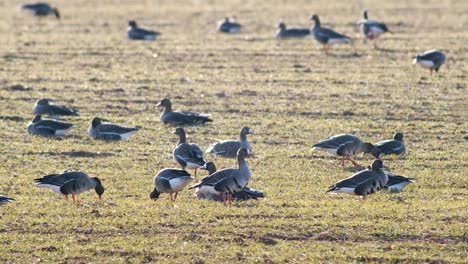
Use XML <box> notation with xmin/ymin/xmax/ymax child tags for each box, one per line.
<box><xmin>20</xmin><ymin>2</ymin><xmax>60</xmax><ymax>19</ymax></box>
<box><xmin>150</xmin><ymin>169</ymin><xmax>194</xmax><ymax>201</ymax></box>
<box><xmin>413</xmin><ymin>49</ymin><xmax>446</xmax><ymax>75</ymax></box>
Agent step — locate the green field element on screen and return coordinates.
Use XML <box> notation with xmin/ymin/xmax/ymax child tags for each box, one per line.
<box><xmin>0</xmin><ymin>0</ymin><xmax>467</xmax><ymax>263</ymax></box>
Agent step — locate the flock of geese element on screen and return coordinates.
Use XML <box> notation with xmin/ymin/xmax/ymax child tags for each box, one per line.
<box><xmin>3</xmin><ymin>2</ymin><xmax>444</xmax><ymax>206</ymax></box>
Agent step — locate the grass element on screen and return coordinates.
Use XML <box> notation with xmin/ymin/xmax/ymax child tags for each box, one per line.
<box><xmin>0</xmin><ymin>0</ymin><xmax>467</xmax><ymax>262</ymax></box>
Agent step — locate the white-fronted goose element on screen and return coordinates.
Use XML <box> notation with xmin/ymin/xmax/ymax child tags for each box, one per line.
<box><xmin>313</xmin><ymin>134</ymin><xmax>382</xmax><ymax>166</ymax></box>
<box><xmin>0</xmin><ymin>195</ymin><xmax>14</xmax><ymax>205</ymax></box>
<box><xmin>413</xmin><ymin>49</ymin><xmax>446</xmax><ymax>75</ymax></box>
<box><xmin>206</xmin><ymin>127</ymin><xmax>254</xmax><ymax>158</ymax></box>
<box><xmin>310</xmin><ymin>14</ymin><xmax>351</xmax><ymax>55</ymax></box>
<box><xmin>189</xmin><ymin>148</ymin><xmax>252</xmax><ymax>206</ymax></box>
<box><xmin>275</xmin><ymin>22</ymin><xmax>310</xmax><ymax>39</ymax></box>
<box><xmin>88</xmin><ymin>117</ymin><xmax>139</xmax><ymax>141</ymax></box>
<box><xmin>33</xmin><ymin>98</ymin><xmax>79</xmax><ymax>117</ymax></box>
<box><xmin>197</xmin><ymin>162</ymin><xmax>264</xmax><ymax>201</ymax></box>
<box><xmin>27</xmin><ymin>115</ymin><xmax>75</xmax><ymax>136</ymax></box>
<box><xmin>375</xmin><ymin>132</ymin><xmax>406</xmax><ymax>156</ymax></box>
<box><xmin>20</xmin><ymin>2</ymin><xmax>60</xmax><ymax>19</ymax></box>
<box><xmin>385</xmin><ymin>172</ymin><xmax>415</xmax><ymax>193</ymax></box>
<box><xmin>157</xmin><ymin>98</ymin><xmax>212</xmax><ymax>126</ymax></box>
<box><xmin>172</xmin><ymin>128</ymin><xmax>206</xmax><ymax>177</ymax></box>
<box><xmin>34</xmin><ymin>170</ymin><xmax>105</xmax><ymax>203</ymax></box>
<box><xmin>217</xmin><ymin>17</ymin><xmax>241</xmax><ymax>33</ymax></box>
<box><xmin>127</xmin><ymin>20</ymin><xmax>160</xmax><ymax>40</ymax></box>
<box><xmin>327</xmin><ymin>160</ymin><xmax>388</xmax><ymax>198</ymax></box>
<box><xmin>150</xmin><ymin>169</ymin><xmax>194</xmax><ymax>201</ymax></box>
<box><xmin>356</xmin><ymin>10</ymin><xmax>391</xmax><ymax>48</ymax></box>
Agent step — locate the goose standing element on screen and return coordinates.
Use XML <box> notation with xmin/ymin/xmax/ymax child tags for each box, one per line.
<box><xmin>356</xmin><ymin>10</ymin><xmax>391</xmax><ymax>48</ymax></box>
<box><xmin>310</xmin><ymin>14</ymin><xmax>351</xmax><ymax>55</ymax></box>
<box><xmin>27</xmin><ymin>115</ymin><xmax>75</xmax><ymax>136</ymax></box>
<box><xmin>172</xmin><ymin>128</ymin><xmax>206</xmax><ymax>178</ymax></box>
<box><xmin>33</xmin><ymin>98</ymin><xmax>79</xmax><ymax>117</ymax></box>
<box><xmin>34</xmin><ymin>170</ymin><xmax>105</xmax><ymax>203</ymax></box>
<box><xmin>217</xmin><ymin>17</ymin><xmax>241</xmax><ymax>33</ymax></box>
<box><xmin>189</xmin><ymin>148</ymin><xmax>252</xmax><ymax>206</ymax></box>
<box><xmin>150</xmin><ymin>169</ymin><xmax>193</xmax><ymax>201</ymax></box>
<box><xmin>375</xmin><ymin>132</ymin><xmax>406</xmax><ymax>156</ymax></box>
<box><xmin>157</xmin><ymin>98</ymin><xmax>212</xmax><ymax>126</ymax></box>
<box><xmin>127</xmin><ymin>20</ymin><xmax>160</xmax><ymax>40</ymax></box>
<box><xmin>0</xmin><ymin>195</ymin><xmax>14</xmax><ymax>205</ymax></box>
<box><xmin>313</xmin><ymin>134</ymin><xmax>381</xmax><ymax>166</ymax></box>
<box><xmin>275</xmin><ymin>22</ymin><xmax>310</xmax><ymax>39</ymax></box>
<box><xmin>20</xmin><ymin>2</ymin><xmax>60</xmax><ymax>19</ymax></box>
<box><xmin>413</xmin><ymin>49</ymin><xmax>446</xmax><ymax>75</ymax></box>
<box><xmin>206</xmin><ymin>126</ymin><xmax>254</xmax><ymax>158</ymax></box>
<box><xmin>327</xmin><ymin>160</ymin><xmax>388</xmax><ymax>198</ymax></box>
<box><xmin>88</xmin><ymin>117</ymin><xmax>139</xmax><ymax>140</ymax></box>
<box><xmin>197</xmin><ymin>162</ymin><xmax>264</xmax><ymax>201</ymax></box>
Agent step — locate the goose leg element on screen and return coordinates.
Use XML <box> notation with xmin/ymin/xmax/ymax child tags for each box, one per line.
<box><xmin>170</xmin><ymin>193</ymin><xmax>174</xmax><ymax>201</ymax></box>
<box><xmin>228</xmin><ymin>193</ymin><xmax>232</xmax><ymax>207</ymax></box>
<box><xmin>222</xmin><ymin>192</ymin><xmax>226</xmax><ymax>205</ymax></box>
<box><xmin>174</xmin><ymin>192</ymin><xmax>178</xmax><ymax>201</ymax></box>
<box><xmin>430</xmin><ymin>69</ymin><xmax>433</xmax><ymax>75</ymax></box>
<box><xmin>194</xmin><ymin>168</ymin><xmax>198</xmax><ymax>179</ymax></box>
<box><xmin>64</xmin><ymin>194</ymin><xmax>68</xmax><ymax>200</ymax></box>
<box><xmin>72</xmin><ymin>194</ymin><xmax>76</xmax><ymax>203</ymax></box>
<box><xmin>340</xmin><ymin>157</ymin><xmax>345</xmax><ymax>167</ymax></box>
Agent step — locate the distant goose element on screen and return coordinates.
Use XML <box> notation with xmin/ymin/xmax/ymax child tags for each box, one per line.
<box><xmin>127</xmin><ymin>20</ymin><xmax>160</xmax><ymax>40</ymax></box>
<box><xmin>375</xmin><ymin>132</ymin><xmax>406</xmax><ymax>156</ymax></box>
<box><xmin>385</xmin><ymin>172</ymin><xmax>415</xmax><ymax>193</ymax></box>
<box><xmin>88</xmin><ymin>117</ymin><xmax>139</xmax><ymax>141</ymax></box>
<box><xmin>157</xmin><ymin>98</ymin><xmax>212</xmax><ymax>126</ymax></box>
<box><xmin>150</xmin><ymin>169</ymin><xmax>194</xmax><ymax>201</ymax></box>
<box><xmin>172</xmin><ymin>128</ymin><xmax>206</xmax><ymax>178</ymax></box>
<box><xmin>310</xmin><ymin>14</ymin><xmax>351</xmax><ymax>55</ymax></box>
<box><xmin>275</xmin><ymin>22</ymin><xmax>310</xmax><ymax>39</ymax></box>
<box><xmin>217</xmin><ymin>17</ymin><xmax>241</xmax><ymax>33</ymax></box>
<box><xmin>189</xmin><ymin>148</ymin><xmax>252</xmax><ymax>206</ymax></box>
<box><xmin>27</xmin><ymin>115</ymin><xmax>75</xmax><ymax>136</ymax></box>
<box><xmin>197</xmin><ymin>162</ymin><xmax>264</xmax><ymax>201</ymax></box>
<box><xmin>34</xmin><ymin>170</ymin><xmax>105</xmax><ymax>203</ymax></box>
<box><xmin>312</xmin><ymin>134</ymin><xmax>381</xmax><ymax>166</ymax></box>
<box><xmin>206</xmin><ymin>126</ymin><xmax>254</xmax><ymax>158</ymax></box>
<box><xmin>327</xmin><ymin>160</ymin><xmax>388</xmax><ymax>198</ymax></box>
<box><xmin>20</xmin><ymin>2</ymin><xmax>60</xmax><ymax>19</ymax></box>
<box><xmin>413</xmin><ymin>49</ymin><xmax>446</xmax><ymax>75</ymax></box>
<box><xmin>0</xmin><ymin>195</ymin><xmax>14</xmax><ymax>205</ymax></box>
<box><xmin>33</xmin><ymin>98</ymin><xmax>79</xmax><ymax>117</ymax></box>
<box><xmin>356</xmin><ymin>10</ymin><xmax>391</xmax><ymax>48</ymax></box>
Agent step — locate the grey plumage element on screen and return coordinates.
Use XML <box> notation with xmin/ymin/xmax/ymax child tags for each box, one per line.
<box><xmin>127</xmin><ymin>20</ymin><xmax>160</xmax><ymax>40</ymax></box>
<box><xmin>21</xmin><ymin>2</ymin><xmax>60</xmax><ymax>19</ymax></box>
<box><xmin>34</xmin><ymin>170</ymin><xmax>105</xmax><ymax>202</ymax></box>
<box><xmin>27</xmin><ymin>115</ymin><xmax>75</xmax><ymax>136</ymax></box>
<box><xmin>218</xmin><ymin>17</ymin><xmax>241</xmax><ymax>33</ymax></box>
<box><xmin>150</xmin><ymin>169</ymin><xmax>193</xmax><ymax>201</ymax></box>
<box><xmin>206</xmin><ymin>127</ymin><xmax>254</xmax><ymax>158</ymax></box>
<box><xmin>375</xmin><ymin>132</ymin><xmax>406</xmax><ymax>156</ymax></box>
<box><xmin>33</xmin><ymin>98</ymin><xmax>79</xmax><ymax>117</ymax></box>
<box><xmin>157</xmin><ymin>98</ymin><xmax>212</xmax><ymax>126</ymax></box>
<box><xmin>356</xmin><ymin>10</ymin><xmax>391</xmax><ymax>48</ymax></box>
<box><xmin>88</xmin><ymin>117</ymin><xmax>139</xmax><ymax>140</ymax></box>
<box><xmin>327</xmin><ymin>160</ymin><xmax>388</xmax><ymax>198</ymax></box>
<box><xmin>385</xmin><ymin>172</ymin><xmax>415</xmax><ymax>193</ymax></box>
<box><xmin>0</xmin><ymin>195</ymin><xmax>15</xmax><ymax>205</ymax></box>
<box><xmin>275</xmin><ymin>22</ymin><xmax>310</xmax><ymax>39</ymax></box>
<box><xmin>413</xmin><ymin>49</ymin><xmax>446</xmax><ymax>75</ymax></box>
<box><xmin>310</xmin><ymin>14</ymin><xmax>351</xmax><ymax>55</ymax></box>
<box><xmin>172</xmin><ymin>128</ymin><xmax>206</xmax><ymax>177</ymax></box>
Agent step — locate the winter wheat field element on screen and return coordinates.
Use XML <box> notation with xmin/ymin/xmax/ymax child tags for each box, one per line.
<box><xmin>0</xmin><ymin>0</ymin><xmax>467</xmax><ymax>263</ymax></box>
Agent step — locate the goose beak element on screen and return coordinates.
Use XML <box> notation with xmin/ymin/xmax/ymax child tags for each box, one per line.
<box><xmin>171</xmin><ymin>130</ymin><xmax>177</xmax><ymax>134</ymax></box>
<box><xmin>200</xmin><ymin>163</ymin><xmax>207</xmax><ymax>170</ymax></box>
<box><xmin>249</xmin><ymin>129</ymin><xmax>255</xmax><ymax>134</ymax></box>
<box><xmin>156</xmin><ymin>102</ymin><xmax>161</xmax><ymax>106</ymax></box>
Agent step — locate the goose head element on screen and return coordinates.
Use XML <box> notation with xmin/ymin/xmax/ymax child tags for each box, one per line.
<box><xmin>150</xmin><ymin>188</ymin><xmax>161</xmax><ymax>199</ymax></box>
<box><xmin>156</xmin><ymin>98</ymin><xmax>172</xmax><ymax>108</ymax></box>
<box><xmin>310</xmin><ymin>14</ymin><xmax>320</xmax><ymax>25</ymax></box>
<box><xmin>53</xmin><ymin>7</ymin><xmax>60</xmax><ymax>19</ymax></box>
<box><xmin>128</xmin><ymin>20</ymin><xmax>137</xmax><ymax>28</ymax></box>
<box><xmin>32</xmin><ymin>115</ymin><xmax>42</xmax><ymax>123</ymax></box>
<box><xmin>201</xmin><ymin>162</ymin><xmax>217</xmax><ymax>175</ymax></box>
<box><xmin>93</xmin><ymin>177</ymin><xmax>105</xmax><ymax>199</ymax></box>
<box><xmin>237</xmin><ymin>148</ymin><xmax>249</xmax><ymax>159</ymax></box>
<box><xmin>277</xmin><ymin>22</ymin><xmax>286</xmax><ymax>30</ymax></box>
<box><xmin>363</xmin><ymin>10</ymin><xmax>368</xmax><ymax>20</ymax></box>
<box><xmin>241</xmin><ymin>126</ymin><xmax>254</xmax><ymax>135</ymax></box>
<box><xmin>370</xmin><ymin>159</ymin><xmax>385</xmax><ymax>170</ymax></box>
<box><xmin>91</xmin><ymin>117</ymin><xmax>103</xmax><ymax>128</ymax></box>
<box><xmin>172</xmin><ymin>127</ymin><xmax>186</xmax><ymax>136</ymax></box>
<box><xmin>36</xmin><ymin>98</ymin><xmax>49</xmax><ymax>106</ymax></box>
<box><xmin>363</xmin><ymin>143</ymin><xmax>382</xmax><ymax>160</ymax></box>
<box><xmin>394</xmin><ymin>132</ymin><xmax>404</xmax><ymax>141</ymax></box>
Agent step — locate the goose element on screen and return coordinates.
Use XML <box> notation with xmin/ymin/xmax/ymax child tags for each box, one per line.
<box><xmin>0</xmin><ymin>195</ymin><xmax>14</xmax><ymax>205</ymax></box>
<box><xmin>172</xmin><ymin>128</ymin><xmax>206</xmax><ymax>178</ymax></box>
<box><xmin>88</xmin><ymin>117</ymin><xmax>139</xmax><ymax>140</ymax></box>
<box><xmin>356</xmin><ymin>10</ymin><xmax>391</xmax><ymax>48</ymax></box>
<box><xmin>310</xmin><ymin>14</ymin><xmax>351</xmax><ymax>55</ymax></box>
<box><xmin>327</xmin><ymin>160</ymin><xmax>388</xmax><ymax>198</ymax></box>
<box><xmin>375</xmin><ymin>132</ymin><xmax>406</xmax><ymax>156</ymax></box>
<box><xmin>127</xmin><ymin>20</ymin><xmax>160</xmax><ymax>40</ymax></box>
<box><xmin>34</xmin><ymin>170</ymin><xmax>105</xmax><ymax>203</ymax></box>
<box><xmin>150</xmin><ymin>169</ymin><xmax>194</xmax><ymax>201</ymax></box>
<box><xmin>312</xmin><ymin>134</ymin><xmax>381</xmax><ymax>166</ymax></box>
<box><xmin>217</xmin><ymin>17</ymin><xmax>241</xmax><ymax>33</ymax></box>
<box><xmin>413</xmin><ymin>49</ymin><xmax>446</xmax><ymax>75</ymax></box>
<box><xmin>33</xmin><ymin>98</ymin><xmax>79</xmax><ymax>117</ymax></box>
<box><xmin>275</xmin><ymin>22</ymin><xmax>310</xmax><ymax>39</ymax></box>
<box><xmin>157</xmin><ymin>98</ymin><xmax>212</xmax><ymax>126</ymax></box>
<box><xmin>385</xmin><ymin>172</ymin><xmax>415</xmax><ymax>193</ymax></box>
<box><xmin>20</xmin><ymin>2</ymin><xmax>60</xmax><ymax>19</ymax></box>
<box><xmin>206</xmin><ymin>126</ymin><xmax>254</xmax><ymax>158</ymax></box>
<box><xmin>27</xmin><ymin>115</ymin><xmax>75</xmax><ymax>136</ymax></box>
<box><xmin>189</xmin><ymin>148</ymin><xmax>252</xmax><ymax>206</ymax></box>
<box><xmin>197</xmin><ymin>161</ymin><xmax>264</xmax><ymax>201</ymax></box>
